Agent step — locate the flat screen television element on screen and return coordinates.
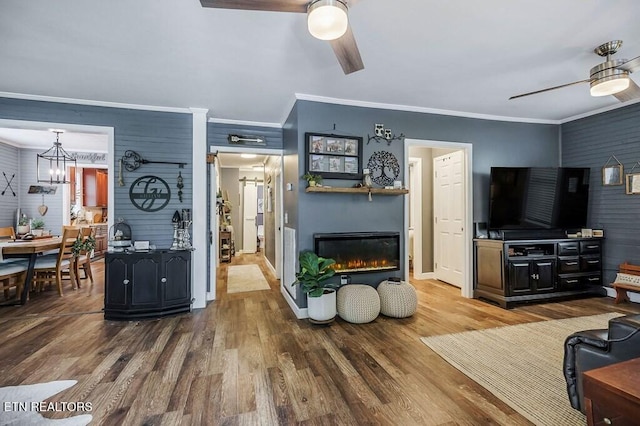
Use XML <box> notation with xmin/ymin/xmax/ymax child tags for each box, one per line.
<box><xmin>488</xmin><ymin>167</ymin><xmax>590</xmax><ymax>231</ymax></box>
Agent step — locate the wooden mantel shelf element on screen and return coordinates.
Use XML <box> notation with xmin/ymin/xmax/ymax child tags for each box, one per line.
<box><xmin>305</xmin><ymin>186</ymin><xmax>409</xmax><ymax>195</ymax></box>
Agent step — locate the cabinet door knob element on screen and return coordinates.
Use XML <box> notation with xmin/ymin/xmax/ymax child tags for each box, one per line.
<box><xmin>123</xmin><ymin>279</ymin><xmax>130</xmax><ymax>285</ymax></box>
<box><xmin>603</xmin><ymin>418</ymin><xmax>612</xmax><ymax>425</ymax></box>
<box><xmin>161</xmin><ymin>277</ymin><xmax>167</xmax><ymax>283</ymax></box>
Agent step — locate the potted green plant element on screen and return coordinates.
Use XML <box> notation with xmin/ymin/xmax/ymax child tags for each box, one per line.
<box><xmin>17</xmin><ymin>215</ymin><xmax>30</xmax><ymax>235</ymax></box>
<box><xmin>302</xmin><ymin>172</ymin><xmax>323</xmax><ymax>187</ymax></box>
<box><xmin>294</xmin><ymin>250</ymin><xmax>338</xmax><ymax>323</ymax></box>
<box><xmin>30</xmin><ymin>218</ymin><xmax>45</xmax><ymax>236</ymax></box>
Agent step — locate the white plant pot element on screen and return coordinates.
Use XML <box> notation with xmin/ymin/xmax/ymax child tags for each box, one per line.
<box><xmin>307</xmin><ymin>289</ymin><xmax>336</xmax><ymax>323</ymax></box>
<box><xmin>32</xmin><ymin>229</ymin><xmax>43</xmax><ymax>236</ymax></box>
<box><xmin>17</xmin><ymin>225</ymin><xmax>30</xmax><ymax>235</ymax></box>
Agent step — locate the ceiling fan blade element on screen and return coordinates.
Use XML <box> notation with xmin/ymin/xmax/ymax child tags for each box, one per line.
<box><xmin>329</xmin><ymin>24</ymin><xmax>364</xmax><ymax>75</ymax></box>
<box><xmin>509</xmin><ymin>79</ymin><xmax>591</xmax><ymax>100</ymax></box>
<box><xmin>617</xmin><ymin>55</ymin><xmax>640</xmax><ymax>73</ymax></box>
<box><xmin>199</xmin><ymin>0</ymin><xmax>308</xmax><ymax>13</ymax></box>
<box><xmin>614</xmin><ymin>79</ymin><xmax>640</xmax><ymax>102</ymax></box>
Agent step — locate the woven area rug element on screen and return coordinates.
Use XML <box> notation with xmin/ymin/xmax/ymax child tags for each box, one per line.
<box><xmin>227</xmin><ymin>264</ymin><xmax>271</xmax><ymax>293</ymax></box>
<box><xmin>421</xmin><ymin>312</ymin><xmax>622</xmax><ymax>426</ymax></box>
<box><xmin>0</xmin><ymin>380</ymin><xmax>92</xmax><ymax>425</ymax></box>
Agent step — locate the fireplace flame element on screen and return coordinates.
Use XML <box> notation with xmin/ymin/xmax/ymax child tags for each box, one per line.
<box><xmin>333</xmin><ymin>258</ymin><xmax>395</xmax><ymax>273</ymax></box>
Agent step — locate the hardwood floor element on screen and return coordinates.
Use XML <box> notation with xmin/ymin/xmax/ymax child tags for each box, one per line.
<box><xmin>1</xmin><ymin>254</ymin><xmax>639</xmax><ymax>425</ymax></box>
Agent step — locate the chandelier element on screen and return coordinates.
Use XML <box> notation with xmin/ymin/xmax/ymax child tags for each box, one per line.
<box><xmin>37</xmin><ymin>130</ymin><xmax>77</xmax><ymax>184</ymax></box>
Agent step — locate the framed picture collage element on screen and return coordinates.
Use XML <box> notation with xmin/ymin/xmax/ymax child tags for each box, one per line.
<box><xmin>305</xmin><ymin>132</ymin><xmax>363</xmax><ymax>180</ymax></box>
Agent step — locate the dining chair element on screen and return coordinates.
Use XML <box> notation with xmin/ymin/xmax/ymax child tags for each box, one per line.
<box><xmin>0</xmin><ymin>226</ymin><xmax>16</xmax><ymax>240</ymax></box>
<box><xmin>33</xmin><ymin>227</ymin><xmax>80</xmax><ymax>296</ymax></box>
<box><xmin>0</xmin><ymin>263</ymin><xmax>27</xmax><ymax>300</ymax></box>
<box><xmin>74</xmin><ymin>227</ymin><xmax>95</xmax><ymax>288</ymax></box>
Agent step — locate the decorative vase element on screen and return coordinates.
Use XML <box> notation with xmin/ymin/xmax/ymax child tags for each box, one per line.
<box><xmin>307</xmin><ymin>289</ymin><xmax>336</xmax><ymax>324</ymax></box>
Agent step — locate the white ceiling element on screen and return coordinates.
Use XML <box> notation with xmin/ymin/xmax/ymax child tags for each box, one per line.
<box><xmin>217</xmin><ymin>152</ymin><xmax>269</xmax><ymax>170</ymax></box>
<box><xmin>1</xmin><ymin>0</ymin><xmax>640</xmax><ymax>125</ymax></box>
<box><xmin>0</xmin><ymin>128</ymin><xmax>108</xmax><ymax>151</ymax></box>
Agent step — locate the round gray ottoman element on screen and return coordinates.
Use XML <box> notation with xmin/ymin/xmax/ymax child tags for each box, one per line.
<box><xmin>337</xmin><ymin>284</ymin><xmax>380</xmax><ymax>324</ymax></box>
<box><xmin>377</xmin><ymin>280</ymin><xmax>417</xmax><ymax>318</ymax></box>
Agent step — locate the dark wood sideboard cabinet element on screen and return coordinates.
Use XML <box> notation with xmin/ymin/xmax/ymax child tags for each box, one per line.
<box><xmin>474</xmin><ymin>237</ymin><xmax>604</xmax><ymax>308</ymax></box>
<box><xmin>104</xmin><ymin>250</ymin><xmax>192</xmax><ymax>320</ymax></box>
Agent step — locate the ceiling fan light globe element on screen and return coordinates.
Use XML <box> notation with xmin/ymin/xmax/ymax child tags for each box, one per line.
<box><xmin>590</xmin><ymin>76</ymin><xmax>630</xmax><ymax>97</ymax></box>
<box><xmin>307</xmin><ymin>0</ymin><xmax>348</xmax><ymax>41</ymax></box>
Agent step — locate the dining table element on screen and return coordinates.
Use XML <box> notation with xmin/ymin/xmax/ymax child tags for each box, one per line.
<box><xmin>0</xmin><ymin>236</ymin><xmax>62</xmax><ymax>306</ymax></box>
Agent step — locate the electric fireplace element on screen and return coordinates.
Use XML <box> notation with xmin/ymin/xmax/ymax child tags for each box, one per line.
<box><xmin>314</xmin><ymin>232</ymin><xmax>400</xmax><ymax>273</ymax></box>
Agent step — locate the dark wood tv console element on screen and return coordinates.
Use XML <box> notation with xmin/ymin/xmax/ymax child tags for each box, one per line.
<box><xmin>474</xmin><ymin>237</ymin><xmax>604</xmax><ymax>309</ymax></box>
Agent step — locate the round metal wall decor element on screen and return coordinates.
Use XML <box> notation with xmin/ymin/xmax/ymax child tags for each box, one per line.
<box><xmin>367</xmin><ymin>151</ymin><xmax>400</xmax><ymax>186</ymax></box>
<box><xmin>129</xmin><ymin>175</ymin><xmax>171</xmax><ymax>212</ymax></box>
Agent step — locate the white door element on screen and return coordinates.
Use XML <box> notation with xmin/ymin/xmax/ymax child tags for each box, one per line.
<box><xmin>243</xmin><ymin>182</ymin><xmax>258</xmax><ymax>253</ymax></box>
<box><xmin>433</xmin><ymin>151</ymin><xmax>465</xmax><ymax>287</ymax></box>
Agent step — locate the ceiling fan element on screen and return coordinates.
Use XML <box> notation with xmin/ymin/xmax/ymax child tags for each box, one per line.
<box><xmin>199</xmin><ymin>0</ymin><xmax>364</xmax><ymax>75</ymax></box>
<box><xmin>510</xmin><ymin>40</ymin><xmax>640</xmax><ymax>102</ymax></box>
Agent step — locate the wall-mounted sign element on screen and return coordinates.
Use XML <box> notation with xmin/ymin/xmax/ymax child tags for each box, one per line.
<box><xmin>70</xmin><ymin>152</ymin><xmax>107</xmax><ymax>164</ymax></box>
<box><xmin>129</xmin><ymin>175</ymin><xmax>171</xmax><ymax>212</ymax></box>
<box><xmin>28</xmin><ymin>185</ymin><xmax>57</xmax><ymax>194</ymax></box>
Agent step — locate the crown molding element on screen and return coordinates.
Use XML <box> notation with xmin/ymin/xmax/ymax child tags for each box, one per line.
<box><xmin>294</xmin><ymin>93</ymin><xmax>561</xmax><ymax>125</ymax></box>
<box><xmin>560</xmin><ymin>97</ymin><xmax>640</xmax><ymax>123</ymax></box>
<box><xmin>0</xmin><ymin>91</ymin><xmax>191</xmax><ymax>114</ymax></box>
<box><xmin>208</xmin><ymin>117</ymin><xmax>282</xmax><ymax>129</ymax></box>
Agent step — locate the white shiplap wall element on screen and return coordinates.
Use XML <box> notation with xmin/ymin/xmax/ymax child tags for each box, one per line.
<box><xmin>0</xmin><ymin>142</ymin><xmax>20</xmax><ymax>227</ymax></box>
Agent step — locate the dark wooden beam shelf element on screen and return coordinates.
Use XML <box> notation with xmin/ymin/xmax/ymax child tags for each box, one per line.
<box><xmin>306</xmin><ymin>186</ymin><xmax>408</xmax><ymax>195</ymax></box>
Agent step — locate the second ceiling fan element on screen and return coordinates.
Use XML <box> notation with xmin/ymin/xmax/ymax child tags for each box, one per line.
<box><xmin>200</xmin><ymin>0</ymin><xmax>364</xmax><ymax>74</ymax></box>
<box><xmin>510</xmin><ymin>40</ymin><xmax>640</xmax><ymax>102</ymax></box>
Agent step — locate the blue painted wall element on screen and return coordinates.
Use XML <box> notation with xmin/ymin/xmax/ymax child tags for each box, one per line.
<box><xmin>0</xmin><ymin>97</ymin><xmax>193</xmax><ymax>247</ymax></box>
<box><xmin>287</xmin><ymin>100</ymin><xmax>560</xmax><ymax>308</ymax></box>
<box><xmin>207</xmin><ymin>122</ymin><xmax>283</xmax><ymax>149</ymax></box>
<box><xmin>561</xmin><ymin>102</ymin><xmax>640</xmax><ymax>285</ymax></box>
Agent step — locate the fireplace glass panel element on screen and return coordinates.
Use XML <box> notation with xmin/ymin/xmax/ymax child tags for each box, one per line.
<box><xmin>314</xmin><ymin>232</ymin><xmax>400</xmax><ymax>273</ymax></box>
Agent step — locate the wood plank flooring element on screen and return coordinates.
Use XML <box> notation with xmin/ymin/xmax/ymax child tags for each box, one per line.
<box><xmin>0</xmin><ymin>254</ymin><xmax>639</xmax><ymax>425</ymax></box>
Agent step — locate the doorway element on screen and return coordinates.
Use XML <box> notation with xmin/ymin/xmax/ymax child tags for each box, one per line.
<box><xmin>0</xmin><ymin>119</ymin><xmax>114</xmax><ymax>230</ymax></box>
<box><xmin>208</xmin><ymin>147</ymin><xmax>284</xmax><ymax>301</ymax></box>
<box><xmin>404</xmin><ymin>139</ymin><xmax>473</xmax><ymax>298</ymax></box>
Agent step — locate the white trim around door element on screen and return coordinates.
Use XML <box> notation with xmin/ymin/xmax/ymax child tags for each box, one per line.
<box><xmin>404</xmin><ymin>139</ymin><xmax>474</xmax><ymax>298</ymax></box>
<box><xmin>208</xmin><ymin>145</ymin><xmax>284</xmax><ymax>302</ymax></box>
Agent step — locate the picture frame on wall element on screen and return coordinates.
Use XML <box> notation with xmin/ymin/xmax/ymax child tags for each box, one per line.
<box><xmin>602</xmin><ymin>164</ymin><xmax>623</xmax><ymax>186</ymax></box>
<box><xmin>626</xmin><ymin>173</ymin><xmax>640</xmax><ymax>194</ymax></box>
<box><xmin>305</xmin><ymin>132</ymin><xmax>363</xmax><ymax>180</ymax></box>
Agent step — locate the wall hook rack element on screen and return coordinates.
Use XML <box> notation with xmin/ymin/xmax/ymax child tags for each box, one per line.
<box><xmin>121</xmin><ymin>150</ymin><xmax>187</xmax><ymax>171</ymax></box>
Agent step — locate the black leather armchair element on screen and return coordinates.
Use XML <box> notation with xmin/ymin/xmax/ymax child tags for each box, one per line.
<box><xmin>563</xmin><ymin>314</ymin><xmax>640</xmax><ymax>412</ymax></box>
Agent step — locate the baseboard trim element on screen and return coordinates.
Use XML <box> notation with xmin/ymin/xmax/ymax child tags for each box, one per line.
<box><xmin>413</xmin><ymin>271</ymin><xmax>436</xmax><ymax>280</ymax></box>
<box><xmin>281</xmin><ymin>285</ymin><xmax>308</xmax><ymax>319</ymax></box>
<box><xmin>265</xmin><ymin>257</ymin><xmax>277</xmax><ymax>277</ymax></box>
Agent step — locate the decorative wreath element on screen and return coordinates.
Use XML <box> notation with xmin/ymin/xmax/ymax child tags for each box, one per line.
<box><xmin>367</xmin><ymin>151</ymin><xmax>400</xmax><ymax>186</ymax></box>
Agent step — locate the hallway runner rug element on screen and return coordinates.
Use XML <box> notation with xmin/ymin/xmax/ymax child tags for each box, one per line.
<box><xmin>420</xmin><ymin>312</ymin><xmax>621</xmax><ymax>426</ymax></box>
<box><xmin>227</xmin><ymin>264</ymin><xmax>271</xmax><ymax>293</ymax></box>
